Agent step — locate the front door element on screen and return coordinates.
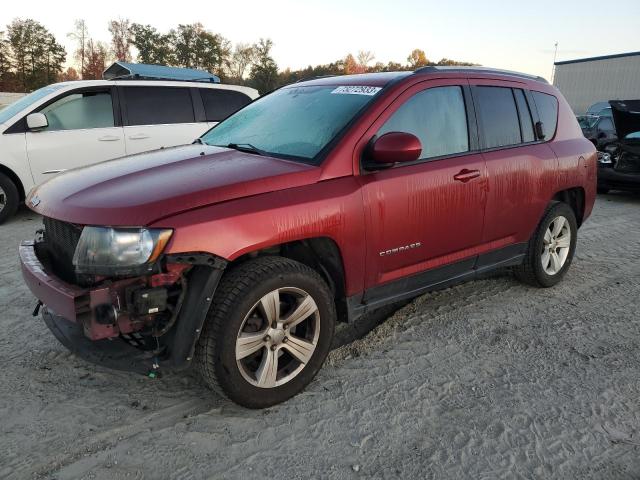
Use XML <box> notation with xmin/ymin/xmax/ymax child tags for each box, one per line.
<box><xmin>360</xmin><ymin>80</ymin><xmax>487</xmax><ymax>299</ymax></box>
<box><xmin>26</xmin><ymin>87</ymin><xmax>125</xmax><ymax>185</ymax></box>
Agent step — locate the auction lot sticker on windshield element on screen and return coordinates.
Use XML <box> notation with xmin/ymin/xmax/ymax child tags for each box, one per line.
<box><xmin>331</xmin><ymin>86</ymin><xmax>381</xmax><ymax>96</ymax></box>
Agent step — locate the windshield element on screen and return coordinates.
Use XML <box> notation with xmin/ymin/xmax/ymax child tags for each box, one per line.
<box><xmin>200</xmin><ymin>85</ymin><xmax>380</xmax><ymax>162</ymax></box>
<box><xmin>0</xmin><ymin>84</ymin><xmax>67</xmax><ymax>125</ymax></box>
<box><xmin>577</xmin><ymin>115</ymin><xmax>598</xmax><ymax>129</ymax></box>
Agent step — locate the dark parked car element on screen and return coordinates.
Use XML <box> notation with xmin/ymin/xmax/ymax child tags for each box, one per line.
<box><xmin>581</xmin><ymin>114</ymin><xmax>617</xmax><ymax>149</ymax></box>
<box><xmin>597</xmin><ymin>100</ymin><xmax>640</xmax><ymax>193</ymax></box>
<box><xmin>20</xmin><ymin>67</ymin><xmax>596</xmax><ymax>408</ymax></box>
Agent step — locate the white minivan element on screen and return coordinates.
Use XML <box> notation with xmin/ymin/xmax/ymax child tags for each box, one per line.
<box><xmin>0</xmin><ymin>73</ymin><xmax>258</xmax><ymax>223</ymax></box>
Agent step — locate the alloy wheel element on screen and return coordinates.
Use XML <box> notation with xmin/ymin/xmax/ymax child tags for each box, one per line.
<box><xmin>541</xmin><ymin>215</ymin><xmax>571</xmax><ymax>275</ymax></box>
<box><xmin>235</xmin><ymin>287</ymin><xmax>320</xmax><ymax>388</ymax></box>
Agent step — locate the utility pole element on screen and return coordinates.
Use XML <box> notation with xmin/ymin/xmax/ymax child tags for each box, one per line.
<box><xmin>551</xmin><ymin>42</ymin><xmax>559</xmax><ymax>84</ymax></box>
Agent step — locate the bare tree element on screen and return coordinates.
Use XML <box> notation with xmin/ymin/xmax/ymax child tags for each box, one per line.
<box><xmin>108</xmin><ymin>18</ymin><xmax>132</xmax><ymax>62</ymax></box>
<box><xmin>228</xmin><ymin>43</ymin><xmax>255</xmax><ymax>79</ymax></box>
<box><xmin>68</xmin><ymin>19</ymin><xmax>89</xmax><ymax>77</ymax></box>
<box><xmin>357</xmin><ymin>50</ymin><xmax>375</xmax><ymax>67</ymax></box>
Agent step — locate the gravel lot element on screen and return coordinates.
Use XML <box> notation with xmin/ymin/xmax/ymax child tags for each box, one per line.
<box><xmin>1</xmin><ymin>193</ymin><xmax>640</xmax><ymax>480</ymax></box>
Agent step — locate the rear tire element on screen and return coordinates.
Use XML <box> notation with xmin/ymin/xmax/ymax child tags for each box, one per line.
<box><xmin>514</xmin><ymin>201</ymin><xmax>577</xmax><ymax>288</ymax></box>
<box><xmin>0</xmin><ymin>173</ymin><xmax>19</xmax><ymax>225</ymax></box>
<box><xmin>196</xmin><ymin>256</ymin><xmax>336</xmax><ymax>408</ymax></box>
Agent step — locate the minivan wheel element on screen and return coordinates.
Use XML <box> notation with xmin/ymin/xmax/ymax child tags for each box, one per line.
<box><xmin>197</xmin><ymin>256</ymin><xmax>336</xmax><ymax>408</ymax></box>
<box><xmin>0</xmin><ymin>173</ymin><xmax>19</xmax><ymax>225</ymax></box>
<box><xmin>514</xmin><ymin>201</ymin><xmax>578</xmax><ymax>288</ymax></box>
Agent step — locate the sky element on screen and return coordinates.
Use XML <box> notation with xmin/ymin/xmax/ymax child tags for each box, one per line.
<box><xmin>2</xmin><ymin>0</ymin><xmax>640</xmax><ymax>80</ymax></box>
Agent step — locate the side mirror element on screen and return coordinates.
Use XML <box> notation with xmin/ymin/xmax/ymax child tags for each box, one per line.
<box><xmin>535</xmin><ymin>121</ymin><xmax>545</xmax><ymax>140</ymax></box>
<box><xmin>26</xmin><ymin>113</ymin><xmax>48</xmax><ymax>130</ymax></box>
<box><xmin>367</xmin><ymin>132</ymin><xmax>422</xmax><ymax>168</ymax></box>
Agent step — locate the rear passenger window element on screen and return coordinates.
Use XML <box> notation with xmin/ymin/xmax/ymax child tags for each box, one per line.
<box><xmin>200</xmin><ymin>89</ymin><xmax>252</xmax><ymax>122</ymax></box>
<box><xmin>378</xmin><ymin>86</ymin><xmax>469</xmax><ymax>160</ymax></box>
<box><xmin>475</xmin><ymin>86</ymin><xmax>521</xmax><ymax>149</ymax></box>
<box><xmin>531</xmin><ymin>91</ymin><xmax>559</xmax><ymax>140</ymax></box>
<box><xmin>513</xmin><ymin>89</ymin><xmax>535</xmax><ymax>143</ymax></box>
<box><xmin>123</xmin><ymin>87</ymin><xmax>195</xmax><ymax>126</ymax></box>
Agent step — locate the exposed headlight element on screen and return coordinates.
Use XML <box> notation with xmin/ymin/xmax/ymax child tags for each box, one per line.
<box><xmin>597</xmin><ymin>152</ymin><xmax>612</xmax><ymax>164</ymax></box>
<box><xmin>73</xmin><ymin>227</ymin><xmax>173</xmax><ymax>275</ymax></box>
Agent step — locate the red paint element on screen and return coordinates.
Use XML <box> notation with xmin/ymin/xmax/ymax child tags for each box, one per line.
<box><xmin>25</xmin><ymin>70</ymin><xmax>596</xmax><ymax>301</ymax></box>
<box><xmin>370</xmin><ymin>132</ymin><xmax>422</xmax><ymax>164</ymax></box>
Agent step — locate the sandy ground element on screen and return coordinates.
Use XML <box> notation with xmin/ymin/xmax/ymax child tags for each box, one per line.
<box><xmin>1</xmin><ymin>193</ymin><xmax>640</xmax><ymax>479</ymax></box>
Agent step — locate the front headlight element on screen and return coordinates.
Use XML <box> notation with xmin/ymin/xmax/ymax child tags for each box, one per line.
<box><xmin>73</xmin><ymin>227</ymin><xmax>173</xmax><ymax>275</ymax></box>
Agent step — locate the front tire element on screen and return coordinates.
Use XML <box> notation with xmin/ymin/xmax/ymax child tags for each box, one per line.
<box><xmin>0</xmin><ymin>173</ymin><xmax>19</xmax><ymax>225</ymax></box>
<box><xmin>514</xmin><ymin>201</ymin><xmax>578</xmax><ymax>288</ymax></box>
<box><xmin>197</xmin><ymin>256</ymin><xmax>336</xmax><ymax>408</ymax></box>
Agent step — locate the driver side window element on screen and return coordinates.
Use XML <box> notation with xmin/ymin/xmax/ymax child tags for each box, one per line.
<box><xmin>378</xmin><ymin>86</ymin><xmax>469</xmax><ymax>160</ymax></box>
<box><xmin>38</xmin><ymin>90</ymin><xmax>115</xmax><ymax>131</ymax></box>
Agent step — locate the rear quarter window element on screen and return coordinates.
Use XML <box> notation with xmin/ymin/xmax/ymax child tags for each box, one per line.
<box><xmin>200</xmin><ymin>89</ymin><xmax>252</xmax><ymax>122</ymax></box>
<box><xmin>531</xmin><ymin>91</ymin><xmax>559</xmax><ymax>140</ymax></box>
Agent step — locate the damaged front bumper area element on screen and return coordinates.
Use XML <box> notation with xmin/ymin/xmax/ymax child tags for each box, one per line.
<box><xmin>19</xmin><ymin>240</ymin><xmax>226</xmax><ymax>373</ymax></box>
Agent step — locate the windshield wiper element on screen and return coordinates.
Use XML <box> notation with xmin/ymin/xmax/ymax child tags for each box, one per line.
<box><xmin>223</xmin><ymin>143</ymin><xmax>267</xmax><ymax>156</ymax></box>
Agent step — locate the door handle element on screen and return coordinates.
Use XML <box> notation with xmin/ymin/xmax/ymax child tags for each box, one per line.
<box><xmin>453</xmin><ymin>169</ymin><xmax>481</xmax><ymax>183</ymax></box>
<box><xmin>129</xmin><ymin>133</ymin><xmax>150</xmax><ymax>140</ymax></box>
<box><xmin>98</xmin><ymin>135</ymin><xmax>121</xmax><ymax>142</ymax></box>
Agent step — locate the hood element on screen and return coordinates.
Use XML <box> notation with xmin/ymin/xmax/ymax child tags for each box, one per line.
<box><xmin>610</xmin><ymin>100</ymin><xmax>640</xmax><ymax>141</ymax></box>
<box><xmin>28</xmin><ymin>145</ymin><xmax>320</xmax><ymax>226</ymax></box>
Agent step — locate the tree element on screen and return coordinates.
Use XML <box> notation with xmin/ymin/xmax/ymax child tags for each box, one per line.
<box><xmin>248</xmin><ymin>38</ymin><xmax>278</xmax><ymax>93</ymax></box>
<box><xmin>7</xmin><ymin>18</ymin><xmax>66</xmax><ymax>91</ymax></box>
<box><xmin>68</xmin><ymin>19</ymin><xmax>89</xmax><ymax>77</ymax></box>
<box><xmin>407</xmin><ymin>49</ymin><xmax>429</xmax><ymax>69</ymax></box>
<box><xmin>130</xmin><ymin>23</ymin><xmax>173</xmax><ymax>65</ymax></box>
<box><xmin>108</xmin><ymin>18</ymin><xmax>132</xmax><ymax>62</ymax></box>
<box><xmin>357</xmin><ymin>50</ymin><xmax>375</xmax><ymax>68</ymax></box>
<box><xmin>82</xmin><ymin>39</ymin><xmax>108</xmax><ymax>79</ymax></box>
<box><xmin>59</xmin><ymin>66</ymin><xmax>79</xmax><ymax>81</ymax></box>
<box><xmin>170</xmin><ymin>23</ymin><xmax>230</xmax><ymax>76</ymax></box>
<box><xmin>228</xmin><ymin>43</ymin><xmax>255</xmax><ymax>80</ymax></box>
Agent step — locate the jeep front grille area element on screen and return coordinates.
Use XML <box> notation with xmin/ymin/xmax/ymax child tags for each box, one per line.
<box><xmin>42</xmin><ymin>217</ymin><xmax>82</xmax><ymax>284</ymax></box>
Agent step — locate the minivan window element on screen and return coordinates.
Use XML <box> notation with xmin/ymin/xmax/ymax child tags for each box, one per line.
<box><xmin>39</xmin><ymin>90</ymin><xmax>114</xmax><ymax>131</ymax></box>
<box><xmin>475</xmin><ymin>86</ymin><xmax>521</xmax><ymax>149</ymax></box>
<box><xmin>378</xmin><ymin>86</ymin><xmax>469</xmax><ymax>159</ymax></box>
<box><xmin>201</xmin><ymin>85</ymin><xmax>378</xmax><ymax>162</ymax></box>
<box><xmin>513</xmin><ymin>89</ymin><xmax>535</xmax><ymax>143</ymax></box>
<box><xmin>123</xmin><ymin>87</ymin><xmax>195</xmax><ymax>126</ymax></box>
<box><xmin>0</xmin><ymin>84</ymin><xmax>67</xmax><ymax>125</ymax></box>
<box><xmin>531</xmin><ymin>91</ymin><xmax>559</xmax><ymax>140</ymax></box>
<box><xmin>200</xmin><ymin>89</ymin><xmax>252</xmax><ymax>122</ymax></box>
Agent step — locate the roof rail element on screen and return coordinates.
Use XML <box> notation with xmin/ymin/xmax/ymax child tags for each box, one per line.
<box><xmin>414</xmin><ymin>66</ymin><xmax>548</xmax><ymax>84</ymax></box>
<box><xmin>294</xmin><ymin>74</ymin><xmax>338</xmax><ymax>83</ymax></box>
<box><xmin>103</xmin><ymin>61</ymin><xmax>220</xmax><ymax>83</ymax></box>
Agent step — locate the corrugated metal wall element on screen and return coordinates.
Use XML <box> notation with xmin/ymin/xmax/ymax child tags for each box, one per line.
<box><xmin>553</xmin><ymin>55</ymin><xmax>640</xmax><ymax>114</ymax></box>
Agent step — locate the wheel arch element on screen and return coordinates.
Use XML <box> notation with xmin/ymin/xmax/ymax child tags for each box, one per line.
<box><xmin>230</xmin><ymin>236</ymin><xmax>349</xmax><ymax>322</ymax></box>
<box><xmin>552</xmin><ymin>187</ymin><xmax>585</xmax><ymax>226</ymax></box>
<box><xmin>0</xmin><ymin>163</ymin><xmax>26</xmax><ymax>202</ymax></box>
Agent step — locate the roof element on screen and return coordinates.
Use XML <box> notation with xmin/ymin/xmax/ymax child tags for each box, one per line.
<box><xmin>555</xmin><ymin>51</ymin><xmax>640</xmax><ymax>66</ymax></box>
<box><xmin>103</xmin><ymin>62</ymin><xmax>220</xmax><ymax>83</ymax></box>
<box><xmin>415</xmin><ymin>66</ymin><xmax>548</xmax><ymax>83</ymax></box>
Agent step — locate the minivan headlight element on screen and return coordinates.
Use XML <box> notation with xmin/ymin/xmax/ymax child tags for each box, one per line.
<box><xmin>73</xmin><ymin>227</ymin><xmax>173</xmax><ymax>275</ymax></box>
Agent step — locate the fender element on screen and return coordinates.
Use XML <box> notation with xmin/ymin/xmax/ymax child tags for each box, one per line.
<box><xmin>152</xmin><ymin>175</ymin><xmax>367</xmax><ymax>297</ymax></box>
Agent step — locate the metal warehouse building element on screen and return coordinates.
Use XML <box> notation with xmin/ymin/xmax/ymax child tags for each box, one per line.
<box><xmin>553</xmin><ymin>51</ymin><xmax>640</xmax><ymax>115</ymax></box>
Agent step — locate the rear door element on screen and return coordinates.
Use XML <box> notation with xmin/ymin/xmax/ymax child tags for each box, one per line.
<box><xmin>25</xmin><ymin>86</ymin><xmax>125</xmax><ymax>185</ymax></box>
<box><xmin>359</xmin><ymin>79</ymin><xmax>487</xmax><ymax>296</ymax></box>
<box><xmin>472</xmin><ymin>82</ymin><xmax>559</xmax><ymax>253</ymax></box>
<box><xmin>120</xmin><ymin>86</ymin><xmax>207</xmax><ymax>155</ymax></box>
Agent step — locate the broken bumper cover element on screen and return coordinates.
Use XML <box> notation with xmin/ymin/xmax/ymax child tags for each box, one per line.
<box><xmin>598</xmin><ymin>165</ymin><xmax>640</xmax><ymax>191</ymax></box>
<box><xmin>20</xmin><ymin>240</ymin><xmax>227</xmax><ymax>372</ymax></box>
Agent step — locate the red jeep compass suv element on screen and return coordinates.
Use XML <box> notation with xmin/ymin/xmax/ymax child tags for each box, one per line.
<box><xmin>20</xmin><ymin>67</ymin><xmax>596</xmax><ymax>408</ymax></box>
